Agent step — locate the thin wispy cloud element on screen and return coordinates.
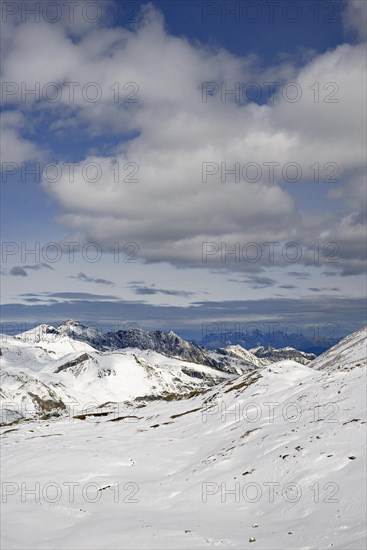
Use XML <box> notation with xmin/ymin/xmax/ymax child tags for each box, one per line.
<box><xmin>308</xmin><ymin>287</ymin><xmax>340</xmax><ymax>293</ymax></box>
<box><xmin>128</xmin><ymin>282</ymin><xmax>194</xmax><ymax>298</ymax></box>
<box><xmin>69</xmin><ymin>272</ymin><xmax>115</xmax><ymax>287</ymax></box>
<box><xmin>243</xmin><ymin>276</ymin><xmax>277</xmax><ymax>289</ymax></box>
<box><xmin>287</xmin><ymin>272</ymin><xmax>311</xmax><ymax>280</ymax></box>
<box><xmin>278</xmin><ymin>284</ymin><xmax>297</xmax><ymax>289</ymax></box>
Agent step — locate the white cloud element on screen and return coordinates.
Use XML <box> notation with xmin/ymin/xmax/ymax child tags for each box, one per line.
<box><xmin>0</xmin><ymin>110</ymin><xmax>44</xmax><ymax>164</ymax></box>
<box><xmin>1</xmin><ymin>3</ymin><xmax>366</xmax><ymax>274</ymax></box>
<box><xmin>343</xmin><ymin>0</ymin><xmax>367</xmax><ymax>41</ymax></box>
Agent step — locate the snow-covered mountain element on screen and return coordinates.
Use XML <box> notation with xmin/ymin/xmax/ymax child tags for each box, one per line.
<box><xmin>200</xmin><ymin>328</ymin><xmax>338</xmax><ymax>354</ymax></box>
<box><xmin>215</xmin><ymin>344</ymin><xmax>266</xmax><ymax>368</ymax></box>
<box><xmin>15</xmin><ymin>320</ymin><xmax>315</xmax><ymax>368</ymax></box>
<box><xmin>3</xmin><ymin>322</ymin><xmax>364</xmax><ymax>425</ymax></box>
<box><xmin>16</xmin><ymin>320</ymin><xmax>225</xmax><ymax>368</ymax></box>
<box><xmin>15</xmin><ymin>322</ymin><xmax>96</xmax><ymax>357</ymax></box>
<box><xmin>105</xmin><ymin>326</ymin><xmax>221</xmax><ymax>367</ymax></box>
<box><xmin>250</xmin><ymin>345</ymin><xmax>316</xmax><ymax>365</ymax></box>
<box><xmin>0</xmin><ymin>333</ymin><xmax>234</xmax><ymax>422</ymax></box>
<box><xmin>2</xmin><ymin>322</ymin><xmax>267</xmax><ymax>421</ymax></box>
<box><xmin>1</xmin><ymin>327</ymin><xmax>366</xmax><ymax>549</ymax></box>
<box><xmin>310</xmin><ymin>326</ymin><xmax>367</xmax><ymax>371</ymax></box>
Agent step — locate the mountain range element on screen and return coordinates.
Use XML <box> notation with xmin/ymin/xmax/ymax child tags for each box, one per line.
<box><xmin>199</xmin><ymin>329</ymin><xmax>339</xmax><ymax>355</ymax></box>
<box><xmin>1</xmin><ymin>320</ymin><xmax>323</xmax><ymax>422</ymax></box>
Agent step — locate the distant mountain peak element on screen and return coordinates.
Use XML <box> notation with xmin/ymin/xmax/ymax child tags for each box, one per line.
<box><xmin>62</xmin><ymin>319</ymin><xmax>81</xmax><ymax>326</ymax></box>
<box><xmin>58</xmin><ymin>319</ymin><xmax>89</xmax><ymax>330</ymax></box>
<box><xmin>250</xmin><ymin>345</ymin><xmax>316</xmax><ymax>365</ymax></box>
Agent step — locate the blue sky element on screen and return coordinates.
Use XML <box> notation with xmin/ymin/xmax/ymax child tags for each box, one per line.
<box><xmin>1</xmin><ymin>0</ymin><xmax>366</xmax><ymax>343</ymax></box>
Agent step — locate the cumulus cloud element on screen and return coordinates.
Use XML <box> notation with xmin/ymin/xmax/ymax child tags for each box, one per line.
<box><xmin>1</xmin><ymin>2</ymin><xmax>366</xmax><ymax>276</ymax></box>
<box><xmin>0</xmin><ymin>111</ymin><xmax>45</xmax><ymax>164</ymax></box>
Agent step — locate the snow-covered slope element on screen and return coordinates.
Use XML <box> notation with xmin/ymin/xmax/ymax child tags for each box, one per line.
<box><xmin>1</xmin><ymin>326</ymin><xmax>366</xmax><ymax>549</ymax></box>
<box><xmin>1</xmin><ymin>351</ymin><xmax>366</xmax><ymax>549</ymax></box>
<box><xmin>47</xmin><ymin>347</ymin><xmax>233</xmax><ymax>409</ymax></box>
<box><xmin>310</xmin><ymin>326</ymin><xmax>367</xmax><ymax>371</ymax></box>
<box><xmin>15</xmin><ymin>324</ymin><xmax>96</xmax><ymax>357</ymax></box>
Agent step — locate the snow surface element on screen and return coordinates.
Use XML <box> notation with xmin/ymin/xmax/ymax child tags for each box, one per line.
<box><xmin>0</xmin><ymin>327</ymin><xmax>366</xmax><ymax>549</ymax></box>
<box><xmin>310</xmin><ymin>327</ymin><xmax>367</xmax><ymax>371</ymax></box>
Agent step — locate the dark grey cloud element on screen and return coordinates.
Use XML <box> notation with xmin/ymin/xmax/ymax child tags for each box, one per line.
<box><xmin>69</xmin><ymin>272</ymin><xmax>115</xmax><ymax>287</ymax></box>
<box><xmin>23</xmin><ymin>263</ymin><xmax>54</xmax><ymax>271</ymax></box>
<box><xmin>278</xmin><ymin>284</ymin><xmax>297</xmax><ymax>289</ymax></box>
<box><xmin>134</xmin><ymin>288</ymin><xmax>194</xmax><ymax>297</ymax></box>
<box><xmin>308</xmin><ymin>287</ymin><xmax>340</xmax><ymax>293</ymax></box>
<box><xmin>10</xmin><ymin>266</ymin><xmax>27</xmax><ymax>277</ymax></box>
<box><xmin>2</xmin><ymin>296</ymin><xmax>365</xmax><ymax>344</ymax></box>
<box><xmin>243</xmin><ymin>275</ymin><xmax>277</xmax><ymax>289</ymax></box>
<box><xmin>287</xmin><ymin>271</ymin><xmax>311</xmax><ymax>279</ymax></box>
<box><xmin>128</xmin><ymin>282</ymin><xmax>194</xmax><ymax>298</ymax></box>
<box><xmin>9</xmin><ymin>263</ymin><xmax>53</xmax><ymax>277</ymax></box>
<box><xmin>228</xmin><ymin>275</ymin><xmax>277</xmax><ymax>288</ymax></box>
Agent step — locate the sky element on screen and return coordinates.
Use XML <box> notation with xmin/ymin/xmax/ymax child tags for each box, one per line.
<box><xmin>0</xmin><ymin>0</ymin><xmax>366</xmax><ymax>344</ymax></box>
